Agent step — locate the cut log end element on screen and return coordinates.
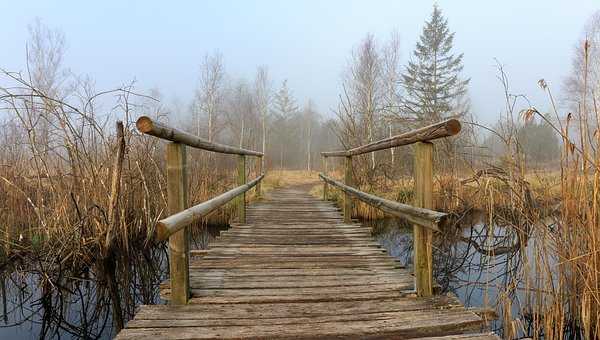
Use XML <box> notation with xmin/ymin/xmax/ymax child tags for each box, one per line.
<box><xmin>156</xmin><ymin>222</ymin><xmax>169</xmax><ymax>242</ymax></box>
<box><xmin>136</xmin><ymin>116</ymin><xmax>154</xmax><ymax>134</ymax></box>
<box><xmin>446</xmin><ymin>119</ymin><xmax>462</xmax><ymax>136</ymax></box>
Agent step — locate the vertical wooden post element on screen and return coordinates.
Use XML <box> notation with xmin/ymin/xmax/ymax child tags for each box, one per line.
<box><xmin>413</xmin><ymin>142</ymin><xmax>433</xmax><ymax>297</ymax></box>
<box><xmin>167</xmin><ymin>142</ymin><xmax>189</xmax><ymax>305</ymax></box>
<box><xmin>322</xmin><ymin>156</ymin><xmax>328</xmax><ymax>200</ymax></box>
<box><xmin>255</xmin><ymin>155</ymin><xmax>262</xmax><ymax>199</ymax></box>
<box><xmin>343</xmin><ymin>156</ymin><xmax>353</xmax><ymax>223</ymax></box>
<box><xmin>237</xmin><ymin>154</ymin><xmax>246</xmax><ymax>223</ymax></box>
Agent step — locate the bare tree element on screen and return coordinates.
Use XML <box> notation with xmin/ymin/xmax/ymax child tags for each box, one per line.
<box><xmin>344</xmin><ymin>34</ymin><xmax>382</xmax><ymax>170</ymax></box>
<box><xmin>303</xmin><ymin>100</ymin><xmax>316</xmax><ymax>171</ymax></box>
<box><xmin>194</xmin><ymin>51</ymin><xmax>225</xmax><ymax>142</ymax></box>
<box><xmin>381</xmin><ymin>31</ymin><xmax>402</xmax><ymax>167</ymax></box>
<box><xmin>272</xmin><ymin>80</ymin><xmax>299</xmax><ymax>168</ymax></box>
<box><xmin>564</xmin><ymin>10</ymin><xmax>600</xmax><ymax>152</ymax></box>
<box><xmin>254</xmin><ymin>66</ymin><xmax>271</xmax><ymax>170</ymax></box>
<box><xmin>224</xmin><ymin>80</ymin><xmax>255</xmax><ymax>149</ymax></box>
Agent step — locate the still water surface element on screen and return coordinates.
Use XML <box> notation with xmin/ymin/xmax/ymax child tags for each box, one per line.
<box><xmin>1</xmin><ymin>217</ymin><xmax>528</xmax><ymax>338</ymax></box>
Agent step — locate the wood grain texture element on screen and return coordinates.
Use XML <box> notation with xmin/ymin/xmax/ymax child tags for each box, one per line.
<box><xmin>319</xmin><ymin>173</ymin><xmax>445</xmax><ymax>231</ymax></box>
<box><xmin>414</xmin><ymin>142</ymin><xmax>434</xmax><ymax>297</ymax></box>
<box><xmin>117</xmin><ymin>182</ymin><xmax>496</xmax><ymax>339</ymax></box>
<box><xmin>237</xmin><ymin>154</ymin><xmax>246</xmax><ymax>224</ymax></box>
<box><xmin>166</xmin><ymin>142</ymin><xmax>189</xmax><ymax>305</ymax></box>
<box><xmin>156</xmin><ymin>174</ymin><xmax>263</xmax><ymax>241</ymax></box>
<box><xmin>321</xmin><ymin>119</ymin><xmax>460</xmax><ymax>157</ymax></box>
<box><xmin>344</xmin><ymin>156</ymin><xmax>353</xmax><ymax>223</ymax></box>
<box><xmin>136</xmin><ymin>116</ymin><xmax>263</xmax><ymax>156</ymax></box>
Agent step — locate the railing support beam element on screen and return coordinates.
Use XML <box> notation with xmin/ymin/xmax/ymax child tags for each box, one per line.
<box><xmin>237</xmin><ymin>155</ymin><xmax>246</xmax><ymax>223</ymax></box>
<box><xmin>166</xmin><ymin>142</ymin><xmax>189</xmax><ymax>305</ymax></box>
<box><xmin>255</xmin><ymin>156</ymin><xmax>262</xmax><ymax>199</ymax></box>
<box><xmin>343</xmin><ymin>156</ymin><xmax>353</xmax><ymax>223</ymax></box>
<box><xmin>322</xmin><ymin>156</ymin><xmax>328</xmax><ymax>200</ymax></box>
<box><xmin>414</xmin><ymin>142</ymin><xmax>434</xmax><ymax>297</ymax></box>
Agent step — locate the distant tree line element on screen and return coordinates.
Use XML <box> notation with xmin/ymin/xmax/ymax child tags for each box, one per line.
<box><xmin>171</xmin><ymin>53</ymin><xmax>339</xmax><ymax>171</ymax></box>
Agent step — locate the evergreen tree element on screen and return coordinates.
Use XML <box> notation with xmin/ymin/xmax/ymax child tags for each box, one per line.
<box><xmin>272</xmin><ymin>80</ymin><xmax>299</xmax><ymax>168</ymax></box>
<box><xmin>516</xmin><ymin>117</ymin><xmax>560</xmax><ymax>165</ymax></box>
<box><xmin>273</xmin><ymin>79</ymin><xmax>298</xmax><ymax>117</ymax></box>
<box><xmin>401</xmin><ymin>5</ymin><xmax>469</xmax><ymax>123</ymax></box>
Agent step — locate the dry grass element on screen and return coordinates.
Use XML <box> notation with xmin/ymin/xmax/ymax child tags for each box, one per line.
<box><xmin>261</xmin><ymin>169</ymin><xmax>320</xmax><ymax>193</ymax></box>
<box><xmin>0</xmin><ymin>71</ymin><xmax>243</xmax><ymax>334</ymax></box>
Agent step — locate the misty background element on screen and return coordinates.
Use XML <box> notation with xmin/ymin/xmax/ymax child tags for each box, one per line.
<box><xmin>2</xmin><ymin>0</ymin><xmax>598</xmax><ymax>125</ymax></box>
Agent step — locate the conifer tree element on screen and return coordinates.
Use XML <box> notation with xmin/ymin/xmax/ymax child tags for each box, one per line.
<box><xmin>272</xmin><ymin>80</ymin><xmax>299</xmax><ymax>168</ymax></box>
<box><xmin>401</xmin><ymin>5</ymin><xmax>469</xmax><ymax>123</ymax></box>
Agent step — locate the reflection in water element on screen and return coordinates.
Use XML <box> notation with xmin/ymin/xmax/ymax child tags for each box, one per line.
<box><xmin>366</xmin><ymin>212</ymin><xmax>549</xmax><ymax>337</ymax></box>
<box><xmin>0</xmin><ymin>223</ymin><xmax>227</xmax><ymax>339</ymax></box>
<box><xmin>0</xmin><ymin>247</ymin><xmax>168</xmax><ymax>340</ymax></box>
<box><xmin>0</xmin><ymin>217</ymin><xmax>574</xmax><ymax>339</ymax></box>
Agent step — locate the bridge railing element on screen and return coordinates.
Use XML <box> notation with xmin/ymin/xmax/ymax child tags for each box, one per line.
<box><xmin>136</xmin><ymin>116</ymin><xmax>264</xmax><ymax>305</ymax></box>
<box><xmin>319</xmin><ymin>119</ymin><xmax>461</xmax><ymax>297</ymax></box>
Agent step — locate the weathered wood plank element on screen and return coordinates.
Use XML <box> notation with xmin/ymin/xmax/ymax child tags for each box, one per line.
<box><xmin>117</xmin><ymin>308</ymin><xmax>481</xmax><ymax>339</ymax></box>
<box><xmin>118</xmin><ymin>183</ymin><xmax>494</xmax><ymax>340</ymax></box>
<box><xmin>133</xmin><ymin>294</ymin><xmax>464</xmax><ymax>319</ymax></box>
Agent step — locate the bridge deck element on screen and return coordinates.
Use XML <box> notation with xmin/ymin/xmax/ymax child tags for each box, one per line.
<box><xmin>116</xmin><ymin>184</ymin><xmax>498</xmax><ymax>339</ymax></box>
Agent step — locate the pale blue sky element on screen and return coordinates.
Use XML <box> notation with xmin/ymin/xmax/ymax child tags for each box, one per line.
<box><xmin>1</xmin><ymin>0</ymin><xmax>598</xmax><ymax>124</ymax></box>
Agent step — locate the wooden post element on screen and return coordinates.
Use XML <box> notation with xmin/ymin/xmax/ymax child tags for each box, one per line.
<box><xmin>166</xmin><ymin>142</ymin><xmax>189</xmax><ymax>305</ymax></box>
<box><xmin>343</xmin><ymin>156</ymin><xmax>353</xmax><ymax>223</ymax></box>
<box><xmin>237</xmin><ymin>154</ymin><xmax>246</xmax><ymax>223</ymax></box>
<box><xmin>413</xmin><ymin>142</ymin><xmax>433</xmax><ymax>297</ymax></box>
<box><xmin>322</xmin><ymin>156</ymin><xmax>328</xmax><ymax>200</ymax></box>
<box><xmin>255</xmin><ymin>156</ymin><xmax>262</xmax><ymax>199</ymax></box>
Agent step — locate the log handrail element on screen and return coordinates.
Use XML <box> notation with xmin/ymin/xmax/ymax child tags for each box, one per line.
<box><xmin>321</xmin><ymin>119</ymin><xmax>460</xmax><ymax>157</ymax></box>
<box><xmin>319</xmin><ymin>119</ymin><xmax>461</xmax><ymax>298</ymax></box>
<box><xmin>137</xmin><ymin>116</ymin><xmax>264</xmax><ymax>156</ymax></box>
<box><xmin>318</xmin><ymin>173</ymin><xmax>446</xmax><ymax>231</ymax></box>
<box><xmin>137</xmin><ymin>116</ymin><xmax>264</xmax><ymax>305</ymax></box>
<box><xmin>156</xmin><ymin>174</ymin><xmax>264</xmax><ymax>241</ymax></box>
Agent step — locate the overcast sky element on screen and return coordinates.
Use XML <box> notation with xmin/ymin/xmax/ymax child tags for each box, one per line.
<box><xmin>1</xmin><ymin>0</ymin><xmax>598</xmax><ymax>124</ymax></box>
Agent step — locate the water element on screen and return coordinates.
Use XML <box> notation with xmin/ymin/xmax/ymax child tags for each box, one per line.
<box><xmin>366</xmin><ymin>213</ymin><xmax>566</xmax><ymax>338</ymax></box>
<box><xmin>0</xmin><ymin>217</ymin><xmax>565</xmax><ymax>339</ymax></box>
<box><xmin>0</xmin><ymin>222</ymin><xmax>230</xmax><ymax>340</ymax></box>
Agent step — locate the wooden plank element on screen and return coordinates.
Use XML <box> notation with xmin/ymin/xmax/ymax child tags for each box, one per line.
<box><xmin>133</xmin><ymin>294</ymin><xmax>464</xmax><ymax>319</ymax></box>
<box><xmin>413</xmin><ymin>334</ymin><xmax>501</xmax><ymax>340</ymax></box>
<box><xmin>161</xmin><ymin>276</ymin><xmax>413</xmax><ymax>289</ymax></box>
<box><xmin>117</xmin><ymin>308</ymin><xmax>481</xmax><ymax>339</ymax></box>
<box><xmin>118</xmin><ymin>180</ymin><xmax>495</xmax><ymax>339</ymax></box>
<box><xmin>188</xmin><ymin>262</ymin><xmax>400</xmax><ymax>269</ymax></box>
<box><xmin>126</xmin><ymin>309</ymin><xmax>477</xmax><ymax>328</ymax></box>
<box><xmin>182</xmin><ymin>291</ymin><xmax>413</xmax><ymax>304</ymax></box>
<box><xmin>177</xmin><ymin>268</ymin><xmax>403</xmax><ymax>277</ymax></box>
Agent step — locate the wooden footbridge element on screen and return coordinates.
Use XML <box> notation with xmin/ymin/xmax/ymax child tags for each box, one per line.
<box><xmin>116</xmin><ymin>117</ymin><xmax>499</xmax><ymax>339</ymax></box>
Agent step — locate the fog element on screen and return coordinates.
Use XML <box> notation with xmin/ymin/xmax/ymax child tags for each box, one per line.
<box><xmin>1</xmin><ymin>0</ymin><xmax>598</xmax><ymax>125</ymax></box>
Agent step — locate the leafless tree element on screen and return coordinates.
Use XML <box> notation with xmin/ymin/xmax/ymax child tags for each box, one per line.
<box><xmin>381</xmin><ymin>31</ymin><xmax>402</xmax><ymax>167</ymax></box>
<box><xmin>254</xmin><ymin>66</ymin><xmax>271</xmax><ymax>170</ymax></box>
<box><xmin>345</xmin><ymin>34</ymin><xmax>383</xmax><ymax>170</ymax></box>
<box><xmin>194</xmin><ymin>51</ymin><xmax>225</xmax><ymax>142</ymax></box>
